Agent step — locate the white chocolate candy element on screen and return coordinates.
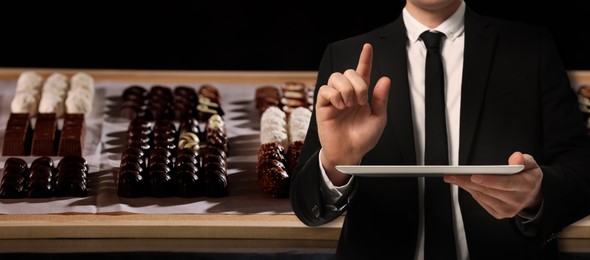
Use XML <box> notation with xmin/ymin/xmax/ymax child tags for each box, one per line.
<box><xmin>11</xmin><ymin>92</ymin><xmax>39</xmax><ymax>116</ymax></box>
<box><xmin>12</xmin><ymin>71</ymin><xmax>44</xmax><ymax>116</ymax></box>
<box><xmin>261</xmin><ymin>115</ymin><xmax>287</xmax><ymax>129</ymax></box>
<box><xmin>288</xmin><ymin>107</ymin><xmax>311</xmax><ymax>143</ymax></box>
<box><xmin>260</xmin><ymin>127</ymin><xmax>289</xmax><ymax>148</ymax></box>
<box><xmin>261</xmin><ymin>106</ymin><xmax>286</xmax><ymax>122</ymax></box>
<box><xmin>289</xmin><ymin>106</ymin><xmax>311</xmax><ymax>121</ymax></box>
<box><xmin>70</xmin><ymin>72</ymin><xmax>95</xmax><ymax>96</ymax></box>
<box><xmin>38</xmin><ymin>92</ymin><xmax>65</xmax><ymax>117</ymax></box>
<box><xmin>65</xmin><ymin>90</ymin><xmax>93</xmax><ymax>116</ymax></box>
<box><xmin>67</xmin><ymin>72</ymin><xmax>95</xmax><ymax>116</ymax></box>
<box><xmin>42</xmin><ymin>73</ymin><xmax>69</xmax><ymax>98</ymax></box>
<box><xmin>16</xmin><ymin>71</ymin><xmax>43</xmax><ymax>94</ymax></box>
<box><xmin>38</xmin><ymin>73</ymin><xmax>69</xmax><ymax>117</ymax></box>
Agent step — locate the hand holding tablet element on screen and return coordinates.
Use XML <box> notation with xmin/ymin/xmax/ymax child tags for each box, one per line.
<box><xmin>335</xmin><ymin>165</ymin><xmax>525</xmax><ymax>177</ymax></box>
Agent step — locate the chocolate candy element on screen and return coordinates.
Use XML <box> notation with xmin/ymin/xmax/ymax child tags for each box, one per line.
<box><xmin>0</xmin><ymin>180</ymin><xmax>26</xmax><ymax>199</ymax></box>
<box><xmin>118</xmin><ymin>170</ymin><xmax>144</xmax><ymax>198</ymax></box>
<box><xmin>54</xmin><ymin>155</ymin><xmax>88</xmax><ymax>197</ymax></box>
<box><xmin>120</xmin><ymin>86</ymin><xmax>149</xmax><ymax>120</ymax></box>
<box><xmin>58</xmin><ymin>113</ymin><xmax>86</xmax><ymax>156</ymax></box>
<box><xmin>28</xmin><ymin>180</ymin><xmax>52</xmax><ymax>198</ymax></box>
<box><xmin>147</xmin><ymin>170</ymin><xmax>173</xmax><ymax>198</ymax></box>
<box><xmin>287</xmin><ymin>141</ymin><xmax>304</xmax><ymax>175</ymax></box>
<box><xmin>255</xmin><ymin>86</ymin><xmax>281</xmax><ymax>114</ymax></box>
<box><xmin>204</xmin><ymin>169</ymin><xmax>228</xmax><ymax>198</ymax></box>
<box><xmin>2</xmin><ymin>113</ymin><xmax>33</xmax><ymax>156</ymax></box>
<box><xmin>257</xmin><ymin>166</ymin><xmax>289</xmax><ymax>198</ymax></box>
<box><xmin>175</xmin><ymin>171</ymin><xmax>201</xmax><ymax>198</ymax></box>
<box><xmin>31</xmin><ymin>113</ymin><xmax>57</xmax><ymax>156</ymax></box>
<box><xmin>257</xmin><ymin>141</ymin><xmax>290</xmax><ymax>198</ymax></box>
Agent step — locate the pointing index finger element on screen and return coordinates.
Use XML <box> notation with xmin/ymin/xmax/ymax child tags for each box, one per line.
<box><xmin>356</xmin><ymin>43</ymin><xmax>373</xmax><ymax>85</ymax></box>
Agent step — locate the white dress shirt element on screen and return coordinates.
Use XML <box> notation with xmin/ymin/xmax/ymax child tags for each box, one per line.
<box><xmin>318</xmin><ymin>2</ymin><xmax>469</xmax><ymax>260</ymax></box>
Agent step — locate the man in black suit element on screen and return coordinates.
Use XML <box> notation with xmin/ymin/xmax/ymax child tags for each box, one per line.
<box><xmin>290</xmin><ymin>0</ymin><xmax>590</xmax><ymax>259</ymax></box>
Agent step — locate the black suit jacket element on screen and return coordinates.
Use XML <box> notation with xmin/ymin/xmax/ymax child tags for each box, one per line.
<box><xmin>290</xmin><ymin>7</ymin><xmax>590</xmax><ymax>260</ymax></box>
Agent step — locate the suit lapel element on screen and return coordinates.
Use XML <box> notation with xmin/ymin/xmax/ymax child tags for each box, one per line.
<box><xmin>373</xmin><ymin>18</ymin><xmax>417</xmax><ymax>165</ymax></box>
<box><xmin>459</xmin><ymin>8</ymin><xmax>498</xmax><ymax>165</ymax></box>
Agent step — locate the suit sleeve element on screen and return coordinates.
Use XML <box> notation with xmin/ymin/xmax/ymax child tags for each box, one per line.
<box><xmin>534</xmin><ymin>28</ymin><xmax>590</xmax><ymax>244</ymax></box>
<box><xmin>290</xmin><ymin>44</ymin><xmax>355</xmax><ymax>226</ymax></box>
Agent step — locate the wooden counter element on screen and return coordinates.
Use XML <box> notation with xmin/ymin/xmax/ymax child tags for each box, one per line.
<box><xmin>0</xmin><ymin>69</ymin><xmax>589</xmax><ymax>254</ymax></box>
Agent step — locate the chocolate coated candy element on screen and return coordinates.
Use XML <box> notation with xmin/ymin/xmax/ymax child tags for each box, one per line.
<box><xmin>149</xmin><ymin>162</ymin><xmax>172</xmax><ymax>175</ymax></box>
<box><xmin>117</xmin><ymin>170</ymin><xmax>144</xmax><ymax>198</ymax></box>
<box><xmin>174</xmin><ymin>86</ymin><xmax>196</xmax><ymax>97</ymax></box>
<box><xmin>150</xmin><ymin>146</ymin><xmax>172</xmax><ymax>158</ymax></box>
<box><xmin>120</xmin><ymin>154</ymin><xmax>145</xmax><ymax>170</ymax></box>
<box><xmin>122</xmin><ymin>85</ymin><xmax>148</xmax><ymax>100</ymax></box>
<box><xmin>31</xmin><ymin>156</ymin><xmax>54</xmax><ymax>169</ymax></box>
<box><xmin>0</xmin><ymin>180</ymin><xmax>26</xmax><ymax>198</ymax></box>
<box><xmin>175</xmin><ymin>162</ymin><xmax>199</xmax><ymax>175</ymax></box>
<box><xmin>178</xmin><ymin>118</ymin><xmax>201</xmax><ymax>136</ymax></box>
<box><xmin>58</xmin><ymin>155</ymin><xmax>87</xmax><ymax>167</ymax></box>
<box><xmin>258</xmin><ymin>167</ymin><xmax>289</xmax><ymax>198</ymax></box>
<box><xmin>147</xmin><ymin>170</ymin><xmax>172</xmax><ymax>197</ymax></box>
<box><xmin>1</xmin><ymin>172</ymin><xmax>25</xmax><ymax>185</ymax></box>
<box><xmin>121</xmin><ymin>147</ymin><xmax>145</xmax><ymax>159</ymax></box>
<box><xmin>175</xmin><ymin>170</ymin><xmax>201</xmax><ymax>197</ymax></box>
<box><xmin>28</xmin><ymin>180</ymin><xmax>53</xmax><ymax>198</ymax></box>
<box><xmin>176</xmin><ymin>152</ymin><xmax>200</xmax><ymax>168</ymax></box>
<box><xmin>3</xmin><ymin>157</ymin><xmax>28</xmax><ymax>177</ymax></box>
<box><xmin>204</xmin><ymin>170</ymin><xmax>228</xmax><ymax>198</ymax></box>
<box><xmin>28</xmin><ymin>164</ymin><xmax>53</xmax><ymax>183</ymax></box>
<box><xmin>54</xmin><ymin>179</ymin><xmax>87</xmax><ymax>197</ymax></box>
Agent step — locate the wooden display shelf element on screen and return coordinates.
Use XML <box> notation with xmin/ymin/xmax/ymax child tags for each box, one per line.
<box><xmin>0</xmin><ymin>214</ymin><xmax>342</xmax><ymax>240</ymax></box>
<box><xmin>0</xmin><ymin>69</ymin><xmax>589</xmax><ymax>254</ymax></box>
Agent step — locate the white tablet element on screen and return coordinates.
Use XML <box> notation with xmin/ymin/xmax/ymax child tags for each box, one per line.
<box><xmin>335</xmin><ymin>165</ymin><xmax>525</xmax><ymax>177</ymax></box>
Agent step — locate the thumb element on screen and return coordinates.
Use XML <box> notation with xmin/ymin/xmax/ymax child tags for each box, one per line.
<box><xmin>371</xmin><ymin>76</ymin><xmax>391</xmax><ymax>117</ymax></box>
<box><xmin>509</xmin><ymin>151</ymin><xmax>537</xmax><ymax>171</ymax></box>
<box><xmin>508</xmin><ymin>151</ymin><xmax>524</xmax><ymax>166</ymax></box>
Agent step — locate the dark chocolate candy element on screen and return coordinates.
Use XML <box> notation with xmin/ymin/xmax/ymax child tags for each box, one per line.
<box><xmin>175</xmin><ymin>170</ymin><xmax>201</xmax><ymax>198</ymax></box>
<box><xmin>0</xmin><ymin>180</ymin><xmax>26</xmax><ymax>198</ymax></box>
<box><xmin>27</xmin><ymin>180</ymin><xmax>52</xmax><ymax>198</ymax></box>
<box><xmin>54</xmin><ymin>179</ymin><xmax>87</xmax><ymax>197</ymax></box>
<box><xmin>258</xmin><ymin>166</ymin><xmax>289</xmax><ymax>198</ymax></box>
<box><xmin>204</xmin><ymin>170</ymin><xmax>228</xmax><ymax>198</ymax></box>
<box><xmin>147</xmin><ymin>170</ymin><xmax>172</xmax><ymax>198</ymax></box>
<box><xmin>117</xmin><ymin>170</ymin><xmax>144</xmax><ymax>198</ymax></box>
<box><xmin>31</xmin><ymin>156</ymin><xmax>54</xmax><ymax>169</ymax></box>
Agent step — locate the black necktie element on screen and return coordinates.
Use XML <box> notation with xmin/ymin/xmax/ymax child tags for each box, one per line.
<box><xmin>420</xmin><ymin>31</ymin><xmax>457</xmax><ymax>260</ymax></box>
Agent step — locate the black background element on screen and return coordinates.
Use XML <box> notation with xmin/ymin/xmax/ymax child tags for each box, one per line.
<box><xmin>0</xmin><ymin>1</ymin><xmax>588</xmax><ymax>71</ymax></box>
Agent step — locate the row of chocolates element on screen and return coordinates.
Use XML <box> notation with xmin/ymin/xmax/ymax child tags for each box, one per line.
<box><xmin>117</xmin><ymin>83</ymin><xmax>229</xmax><ymax>198</ymax></box>
<box><xmin>120</xmin><ymin>84</ymin><xmax>224</xmax><ymax>122</ymax></box>
<box><xmin>118</xmin><ymin>118</ymin><xmax>189</xmax><ymax>197</ymax></box>
<box><xmin>256</xmin><ymin>106</ymin><xmax>311</xmax><ymax>198</ymax></box>
<box><xmin>118</xmin><ymin>115</ymin><xmax>229</xmax><ymax>198</ymax></box>
<box><xmin>2</xmin><ymin>113</ymin><xmax>85</xmax><ymax>157</ymax></box>
<box><xmin>0</xmin><ymin>156</ymin><xmax>89</xmax><ymax>198</ymax></box>
<box><xmin>11</xmin><ymin>71</ymin><xmax>95</xmax><ymax>118</ymax></box>
<box><xmin>254</xmin><ymin>82</ymin><xmax>313</xmax><ymax>198</ymax></box>
<box><xmin>255</xmin><ymin>81</ymin><xmax>314</xmax><ymax>115</ymax></box>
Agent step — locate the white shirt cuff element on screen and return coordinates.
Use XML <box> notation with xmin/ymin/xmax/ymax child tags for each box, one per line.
<box><xmin>318</xmin><ymin>149</ymin><xmax>355</xmax><ymax>205</ymax></box>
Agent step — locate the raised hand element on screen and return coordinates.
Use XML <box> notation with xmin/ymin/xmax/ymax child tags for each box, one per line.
<box><xmin>316</xmin><ymin>43</ymin><xmax>391</xmax><ymax>185</ymax></box>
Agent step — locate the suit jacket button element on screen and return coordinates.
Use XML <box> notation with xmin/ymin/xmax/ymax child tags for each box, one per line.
<box><xmin>312</xmin><ymin>204</ymin><xmax>320</xmax><ymax>218</ymax></box>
